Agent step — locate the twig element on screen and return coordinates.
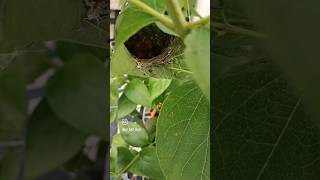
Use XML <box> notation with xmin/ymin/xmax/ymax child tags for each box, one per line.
<box><xmin>185</xmin><ymin>16</ymin><xmax>210</xmax><ymax>29</ymax></box>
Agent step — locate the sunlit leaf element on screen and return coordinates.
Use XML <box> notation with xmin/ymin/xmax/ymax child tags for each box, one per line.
<box><xmin>156</xmin><ymin>81</ymin><xmax>210</xmax><ymax>179</ymax></box>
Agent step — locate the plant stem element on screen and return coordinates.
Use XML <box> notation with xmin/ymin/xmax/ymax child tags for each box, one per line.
<box><xmin>165</xmin><ymin>0</ymin><xmax>187</xmax><ymax>37</ymax></box>
<box><xmin>127</xmin><ymin>0</ymin><xmax>175</xmax><ymax>30</ymax></box>
<box><xmin>115</xmin><ymin>154</ymin><xmax>140</xmax><ymax>180</ymax></box>
<box><xmin>185</xmin><ymin>16</ymin><xmax>210</xmax><ymax>29</ymax></box>
<box><xmin>114</xmin><ymin>142</ymin><xmax>156</xmax><ymax>179</ymax></box>
<box><xmin>214</xmin><ymin>22</ymin><xmax>268</xmax><ymax>39</ymax></box>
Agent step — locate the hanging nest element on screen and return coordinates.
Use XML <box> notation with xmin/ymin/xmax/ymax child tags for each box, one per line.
<box><xmin>124</xmin><ymin>24</ymin><xmax>184</xmax><ymax>68</ymax></box>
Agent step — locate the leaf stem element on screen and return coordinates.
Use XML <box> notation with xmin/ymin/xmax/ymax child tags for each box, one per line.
<box><xmin>185</xmin><ymin>16</ymin><xmax>210</xmax><ymax>29</ymax></box>
<box><xmin>115</xmin><ymin>153</ymin><xmax>140</xmax><ymax>180</ymax></box>
<box><xmin>165</xmin><ymin>0</ymin><xmax>187</xmax><ymax>37</ymax></box>
<box><xmin>213</xmin><ymin>22</ymin><xmax>268</xmax><ymax>39</ymax></box>
<box><xmin>127</xmin><ymin>0</ymin><xmax>175</xmax><ymax>30</ymax></box>
<box><xmin>114</xmin><ymin>142</ymin><xmax>156</xmax><ymax>179</ymax></box>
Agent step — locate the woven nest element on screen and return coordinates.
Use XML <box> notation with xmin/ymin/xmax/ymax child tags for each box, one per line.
<box><xmin>124</xmin><ymin>24</ymin><xmax>183</xmax><ymax>68</ymax></box>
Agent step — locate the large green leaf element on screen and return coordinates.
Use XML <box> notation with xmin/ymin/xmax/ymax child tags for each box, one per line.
<box><xmin>213</xmin><ymin>60</ymin><xmax>320</xmax><ymax>179</ymax></box>
<box><xmin>0</xmin><ymin>59</ymin><xmax>26</xmax><ymax>141</ymax></box>
<box><xmin>24</xmin><ymin>100</ymin><xmax>86</xmax><ymax>179</ymax></box>
<box><xmin>246</xmin><ymin>0</ymin><xmax>320</xmax><ymax>128</ymax></box>
<box><xmin>184</xmin><ymin>27</ymin><xmax>210</xmax><ymax>99</ymax></box>
<box><xmin>125</xmin><ymin>79</ymin><xmax>153</xmax><ymax>107</ymax></box>
<box><xmin>18</xmin><ymin>50</ymin><xmax>51</xmax><ymax>83</ymax></box>
<box><xmin>1</xmin><ymin>0</ymin><xmax>84</xmax><ymax>46</ymax></box>
<box><xmin>129</xmin><ymin>147</ymin><xmax>165</xmax><ymax>179</ymax></box>
<box><xmin>47</xmin><ymin>54</ymin><xmax>108</xmax><ymax>139</ymax></box>
<box><xmin>156</xmin><ymin>81</ymin><xmax>210</xmax><ymax>179</ymax></box>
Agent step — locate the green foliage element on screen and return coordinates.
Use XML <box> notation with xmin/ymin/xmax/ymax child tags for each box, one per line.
<box><xmin>0</xmin><ymin>59</ymin><xmax>26</xmax><ymax>141</ymax></box>
<box><xmin>0</xmin><ymin>147</ymin><xmax>22</xmax><ymax>180</ymax></box>
<box><xmin>156</xmin><ymin>81</ymin><xmax>210</xmax><ymax>179</ymax></box>
<box><xmin>119</xmin><ymin>119</ymin><xmax>150</xmax><ymax>147</ymax></box>
<box><xmin>125</xmin><ymin>79</ymin><xmax>153</xmax><ymax>107</ymax></box>
<box><xmin>247</xmin><ymin>0</ymin><xmax>320</xmax><ymax>128</ymax></box>
<box><xmin>184</xmin><ymin>27</ymin><xmax>210</xmax><ymax>99</ymax></box>
<box><xmin>212</xmin><ymin>60</ymin><xmax>320</xmax><ymax>179</ymax></box>
<box><xmin>213</xmin><ymin>0</ymin><xmax>320</xmax><ymax>179</ymax></box>
<box><xmin>111</xmin><ymin>0</ymin><xmax>210</xmax><ymax>179</ymax></box>
<box><xmin>47</xmin><ymin>55</ymin><xmax>107</xmax><ymax>139</ymax></box>
<box><xmin>1</xmin><ymin>0</ymin><xmax>83</xmax><ymax>51</ymax></box>
<box><xmin>147</xmin><ymin>77</ymin><xmax>171</xmax><ymax>100</ymax></box>
<box><xmin>129</xmin><ymin>147</ymin><xmax>165</xmax><ymax>179</ymax></box>
<box><xmin>110</xmin><ymin>134</ymin><xmax>129</xmax><ymax>172</ymax></box>
<box><xmin>118</xmin><ymin>95</ymin><xmax>137</xmax><ymax>117</ymax></box>
<box><xmin>24</xmin><ymin>101</ymin><xmax>87</xmax><ymax>179</ymax></box>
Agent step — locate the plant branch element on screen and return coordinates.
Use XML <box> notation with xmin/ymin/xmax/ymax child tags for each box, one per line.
<box><xmin>115</xmin><ymin>153</ymin><xmax>140</xmax><ymax>180</ymax></box>
<box><xmin>185</xmin><ymin>16</ymin><xmax>210</xmax><ymax>29</ymax></box>
<box><xmin>214</xmin><ymin>22</ymin><xmax>268</xmax><ymax>39</ymax></box>
<box><xmin>127</xmin><ymin>0</ymin><xmax>175</xmax><ymax>30</ymax></box>
<box><xmin>165</xmin><ymin>0</ymin><xmax>187</xmax><ymax>37</ymax></box>
<box><xmin>114</xmin><ymin>142</ymin><xmax>156</xmax><ymax>179</ymax></box>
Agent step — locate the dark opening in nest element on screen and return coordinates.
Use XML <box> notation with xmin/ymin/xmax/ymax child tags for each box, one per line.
<box><xmin>124</xmin><ymin>24</ymin><xmax>175</xmax><ymax>60</ymax></box>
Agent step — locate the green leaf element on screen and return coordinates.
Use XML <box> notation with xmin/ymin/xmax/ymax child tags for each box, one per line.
<box><xmin>0</xmin><ymin>54</ymin><xmax>16</xmax><ymax>75</ymax></box>
<box><xmin>156</xmin><ymin>81</ymin><xmax>210</xmax><ymax>179</ymax></box>
<box><xmin>129</xmin><ymin>147</ymin><xmax>165</xmax><ymax>179</ymax></box>
<box><xmin>55</xmin><ymin>41</ymin><xmax>108</xmax><ymax>62</ymax></box>
<box><xmin>119</xmin><ymin>119</ymin><xmax>150</xmax><ymax>147</ymax></box>
<box><xmin>148</xmin><ymin>77</ymin><xmax>171</xmax><ymax>100</ymax></box>
<box><xmin>47</xmin><ymin>54</ymin><xmax>108</xmax><ymax>139</ymax></box>
<box><xmin>246</xmin><ymin>0</ymin><xmax>320</xmax><ymax>128</ymax></box>
<box><xmin>0</xmin><ymin>59</ymin><xmax>27</xmax><ymax>141</ymax></box>
<box><xmin>24</xmin><ymin>100</ymin><xmax>86</xmax><ymax>179</ymax></box>
<box><xmin>110</xmin><ymin>94</ymin><xmax>137</xmax><ymax>123</ymax></box>
<box><xmin>61</xmin><ymin>20</ymin><xmax>108</xmax><ymax>49</ymax></box>
<box><xmin>18</xmin><ymin>50</ymin><xmax>51</xmax><ymax>83</ymax></box>
<box><xmin>155</xmin><ymin>22</ymin><xmax>179</xmax><ymax>36</ymax></box>
<box><xmin>115</xmin><ymin>0</ymin><xmax>167</xmax><ymax>46</ymax></box>
<box><xmin>116</xmin><ymin>147</ymin><xmax>134</xmax><ymax>172</ymax></box>
<box><xmin>125</xmin><ymin>79</ymin><xmax>153</xmax><ymax>107</ymax></box>
<box><xmin>0</xmin><ymin>147</ymin><xmax>22</xmax><ymax>180</ymax></box>
<box><xmin>111</xmin><ymin>44</ymin><xmax>142</xmax><ymax>77</ymax></box>
<box><xmin>110</xmin><ymin>134</ymin><xmax>129</xmax><ymax>172</ymax></box>
<box><xmin>111</xmin><ymin>94</ymin><xmax>137</xmax><ymax>123</ymax></box>
<box><xmin>213</xmin><ymin>60</ymin><xmax>320</xmax><ymax>179</ymax></box>
<box><xmin>1</xmin><ymin>0</ymin><xmax>84</xmax><ymax>46</ymax></box>
<box><xmin>184</xmin><ymin>27</ymin><xmax>210</xmax><ymax>99</ymax></box>
<box><xmin>110</xmin><ymin>77</ymin><xmax>121</xmax><ymax>124</ymax></box>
